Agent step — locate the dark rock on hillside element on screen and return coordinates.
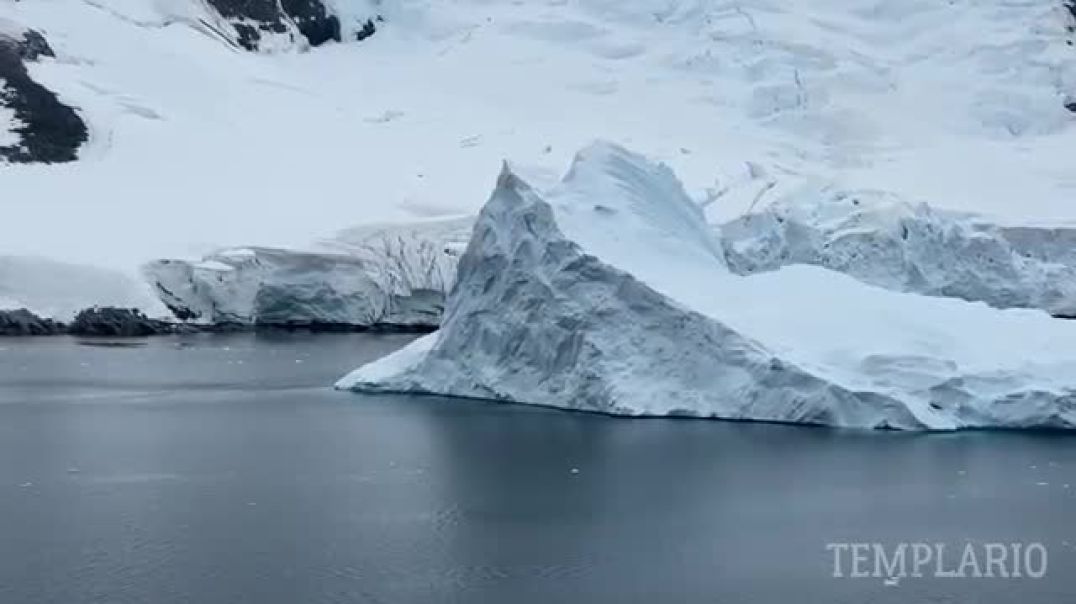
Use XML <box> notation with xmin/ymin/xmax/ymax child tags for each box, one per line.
<box><xmin>281</xmin><ymin>0</ymin><xmax>341</xmax><ymax>46</ymax></box>
<box><xmin>206</xmin><ymin>0</ymin><xmax>377</xmax><ymax>50</ymax></box>
<box><xmin>68</xmin><ymin>307</ymin><xmax>178</xmax><ymax>337</ymax></box>
<box><xmin>0</xmin><ymin>309</ymin><xmax>66</xmax><ymax>336</ymax></box>
<box><xmin>0</xmin><ymin>29</ymin><xmax>88</xmax><ymax>164</ymax></box>
<box><xmin>355</xmin><ymin>17</ymin><xmax>378</xmax><ymax>42</ymax></box>
<box><xmin>207</xmin><ymin>0</ymin><xmax>290</xmax><ymax>51</ymax></box>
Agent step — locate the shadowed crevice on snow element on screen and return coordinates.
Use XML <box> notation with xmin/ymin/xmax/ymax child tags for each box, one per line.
<box><xmin>0</xmin><ymin>29</ymin><xmax>87</xmax><ymax>164</ymax></box>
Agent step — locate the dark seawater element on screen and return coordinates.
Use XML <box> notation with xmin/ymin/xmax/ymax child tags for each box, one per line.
<box><xmin>0</xmin><ymin>333</ymin><xmax>1074</xmax><ymax>604</ymax></box>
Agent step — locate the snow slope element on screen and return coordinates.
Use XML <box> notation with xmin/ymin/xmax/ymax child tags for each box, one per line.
<box><xmin>1</xmin><ymin>0</ymin><xmax>1074</xmax><ymax>284</ymax></box>
<box><xmin>0</xmin><ymin>256</ymin><xmax>163</xmax><ymax>320</ymax></box>
<box><xmin>339</xmin><ymin>144</ymin><xmax>1076</xmax><ymax>430</ymax></box>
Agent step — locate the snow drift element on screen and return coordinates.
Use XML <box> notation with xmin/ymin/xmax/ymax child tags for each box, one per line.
<box><xmin>0</xmin><ymin>256</ymin><xmax>163</xmax><ymax>321</ymax></box>
<box><xmin>143</xmin><ymin>218</ymin><xmax>471</xmax><ymax>328</ymax></box>
<box><xmin>720</xmin><ymin>187</ymin><xmax>1076</xmax><ymax>317</ymax></box>
<box><xmin>338</xmin><ymin>144</ymin><xmax>1076</xmax><ymax>430</ymax></box>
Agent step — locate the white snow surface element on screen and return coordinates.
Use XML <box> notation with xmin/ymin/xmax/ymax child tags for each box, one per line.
<box><xmin>0</xmin><ymin>256</ymin><xmax>164</xmax><ymax>320</ymax></box>
<box><xmin>0</xmin><ymin>93</ymin><xmax>17</xmax><ymax>147</ymax></box>
<box><xmin>338</xmin><ymin>143</ymin><xmax>1076</xmax><ymax>430</ymax></box>
<box><xmin>1</xmin><ymin>0</ymin><xmax>1075</xmax><ymax>287</ymax></box>
<box><xmin>720</xmin><ymin>185</ymin><xmax>1076</xmax><ymax>316</ymax></box>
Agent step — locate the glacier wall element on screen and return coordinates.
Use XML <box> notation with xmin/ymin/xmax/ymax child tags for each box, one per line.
<box><xmin>338</xmin><ymin>143</ymin><xmax>1076</xmax><ymax>430</ymax></box>
<box><xmin>143</xmin><ymin>218</ymin><xmax>471</xmax><ymax>329</ymax></box>
<box><xmin>719</xmin><ymin>187</ymin><xmax>1076</xmax><ymax>317</ymax></box>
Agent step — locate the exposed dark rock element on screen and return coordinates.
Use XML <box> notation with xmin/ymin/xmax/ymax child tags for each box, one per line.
<box><xmin>207</xmin><ymin>0</ymin><xmax>297</xmax><ymax>50</ymax></box>
<box><xmin>68</xmin><ymin>307</ymin><xmax>177</xmax><ymax>337</ymax></box>
<box><xmin>1066</xmin><ymin>0</ymin><xmax>1076</xmax><ymax>22</ymax></box>
<box><xmin>16</xmin><ymin>30</ymin><xmax>54</xmax><ymax>61</ymax></box>
<box><xmin>355</xmin><ymin>18</ymin><xmax>377</xmax><ymax>42</ymax></box>
<box><xmin>0</xmin><ymin>309</ymin><xmax>66</xmax><ymax>336</ymax></box>
<box><xmin>205</xmin><ymin>0</ymin><xmax>377</xmax><ymax>50</ymax></box>
<box><xmin>281</xmin><ymin>0</ymin><xmax>341</xmax><ymax>46</ymax></box>
<box><xmin>1066</xmin><ymin>100</ymin><xmax>1076</xmax><ymax>113</ymax></box>
<box><xmin>0</xmin><ymin>29</ymin><xmax>88</xmax><ymax>164</ymax></box>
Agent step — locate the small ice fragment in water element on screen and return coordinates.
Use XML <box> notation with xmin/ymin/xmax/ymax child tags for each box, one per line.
<box><xmin>570</xmin><ymin>468</ymin><xmax>580</xmax><ymax>474</ymax></box>
<box><xmin>1036</xmin><ymin>482</ymin><xmax>1049</xmax><ymax>486</ymax></box>
<box><xmin>884</xmin><ymin>577</ymin><xmax>900</xmax><ymax>587</ymax></box>
<box><xmin>66</xmin><ymin>467</ymin><xmax>80</xmax><ymax>474</ymax></box>
<box><xmin>19</xmin><ymin>482</ymin><xmax>32</xmax><ymax>488</ymax></box>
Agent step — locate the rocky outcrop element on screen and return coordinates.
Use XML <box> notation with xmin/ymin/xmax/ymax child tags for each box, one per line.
<box><xmin>0</xmin><ymin>309</ymin><xmax>66</xmax><ymax>336</ymax></box>
<box><xmin>67</xmin><ymin>307</ymin><xmax>180</xmax><ymax>337</ymax></box>
<box><xmin>0</xmin><ymin>26</ymin><xmax>87</xmax><ymax>164</ymax></box>
<box><xmin>205</xmin><ymin>0</ymin><xmax>379</xmax><ymax>51</ymax></box>
<box><xmin>719</xmin><ymin>187</ymin><xmax>1076</xmax><ymax>317</ymax></box>
<box><xmin>68</xmin><ymin>307</ymin><xmax>175</xmax><ymax>337</ymax></box>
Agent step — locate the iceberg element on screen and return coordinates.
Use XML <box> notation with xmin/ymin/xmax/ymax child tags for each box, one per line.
<box><xmin>142</xmin><ymin>218</ymin><xmax>472</xmax><ymax>329</ymax></box>
<box><xmin>720</xmin><ymin>187</ymin><xmax>1076</xmax><ymax>317</ymax></box>
<box><xmin>338</xmin><ymin>143</ymin><xmax>1076</xmax><ymax>430</ymax></box>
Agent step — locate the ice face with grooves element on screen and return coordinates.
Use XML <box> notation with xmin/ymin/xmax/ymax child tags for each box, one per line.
<box><xmin>720</xmin><ymin>187</ymin><xmax>1076</xmax><ymax>317</ymax></box>
<box><xmin>142</xmin><ymin>218</ymin><xmax>471</xmax><ymax>328</ymax></box>
<box><xmin>338</xmin><ymin>143</ymin><xmax>1076</xmax><ymax>430</ymax></box>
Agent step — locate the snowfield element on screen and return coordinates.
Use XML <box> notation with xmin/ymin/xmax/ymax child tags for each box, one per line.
<box><xmin>338</xmin><ymin>144</ymin><xmax>1076</xmax><ymax>430</ymax></box>
<box><xmin>0</xmin><ymin>256</ymin><xmax>163</xmax><ymax>320</ymax></box>
<box><xmin>1</xmin><ymin>0</ymin><xmax>1075</xmax><ymax>275</ymax></box>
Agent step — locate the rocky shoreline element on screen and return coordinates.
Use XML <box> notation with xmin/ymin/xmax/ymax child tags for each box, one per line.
<box><xmin>0</xmin><ymin>307</ymin><xmax>437</xmax><ymax>337</ymax></box>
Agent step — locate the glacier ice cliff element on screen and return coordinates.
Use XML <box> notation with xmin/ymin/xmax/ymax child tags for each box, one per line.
<box><xmin>143</xmin><ymin>218</ymin><xmax>472</xmax><ymax>330</ymax></box>
<box><xmin>719</xmin><ymin>187</ymin><xmax>1076</xmax><ymax>318</ymax></box>
<box><xmin>338</xmin><ymin>143</ymin><xmax>1076</xmax><ymax>430</ymax></box>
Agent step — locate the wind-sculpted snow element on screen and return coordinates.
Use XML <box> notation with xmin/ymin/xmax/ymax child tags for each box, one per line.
<box><xmin>720</xmin><ymin>187</ymin><xmax>1076</xmax><ymax>317</ymax></box>
<box><xmin>143</xmin><ymin>218</ymin><xmax>472</xmax><ymax>329</ymax></box>
<box><xmin>338</xmin><ymin>143</ymin><xmax>1076</xmax><ymax>430</ymax></box>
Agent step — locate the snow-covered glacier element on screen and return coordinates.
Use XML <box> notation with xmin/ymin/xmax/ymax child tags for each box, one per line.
<box><xmin>720</xmin><ymin>187</ymin><xmax>1076</xmax><ymax>317</ymax></box>
<box><xmin>338</xmin><ymin>143</ymin><xmax>1076</xmax><ymax>430</ymax></box>
<box><xmin>143</xmin><ymin>218</ymin><xmax>472</xmax><ymax>329</ymax></box>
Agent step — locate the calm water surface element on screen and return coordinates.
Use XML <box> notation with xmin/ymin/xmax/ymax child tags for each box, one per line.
<box><xmin>0</xmin><ymin>334</ymin><xmax>1074</xmax><ymax>603</ymax></box>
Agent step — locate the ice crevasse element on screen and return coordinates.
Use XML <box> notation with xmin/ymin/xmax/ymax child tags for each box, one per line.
<box><xmin>337</xmin><ymin>142</ymin><xmax>1076</xmax><ymax>430</ymax></box>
